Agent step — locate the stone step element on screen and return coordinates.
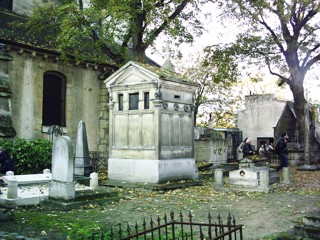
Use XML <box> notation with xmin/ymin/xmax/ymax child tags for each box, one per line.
<box><xmin>293</xmin><ymin>224</ymin><xmax>320</xmax><ymax>239</ymax></box>
<box><xmin>293</xmin><ymin>214</ymin><xmax>320</xmax><ymax>239</ymax></box>
<box><xmin>303</xmin><ymin>215</ymin><xmax>320</xmax><ymax>228</ymax></box>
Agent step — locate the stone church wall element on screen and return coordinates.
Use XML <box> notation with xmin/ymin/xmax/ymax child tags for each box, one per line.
<box><xmin>7</xmin><ymin>50</ymin><xmax>108</xmax><ymax>152</ymax></box>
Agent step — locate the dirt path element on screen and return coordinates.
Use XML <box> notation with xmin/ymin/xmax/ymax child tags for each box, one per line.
<box><xmin>1</xmin><ymin>166</ymin><xmax>320</xmax><ymax>240</ymax></box>
<box><xmin>104</xmin><ymin>182</ymin><xmax>319</xmax><ymax>239</ymax></box>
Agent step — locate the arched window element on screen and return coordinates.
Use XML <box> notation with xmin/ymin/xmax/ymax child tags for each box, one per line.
<box><xmin>42</xmin><ymin>72</ymin><xmax>66</xmax><ymax>127</ymax></box>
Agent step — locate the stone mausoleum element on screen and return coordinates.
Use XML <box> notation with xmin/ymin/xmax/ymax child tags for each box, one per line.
<box><xmin>105</xmin><ymin>61</ymin><xmax>198</xmax><ymax>183</ymax></box>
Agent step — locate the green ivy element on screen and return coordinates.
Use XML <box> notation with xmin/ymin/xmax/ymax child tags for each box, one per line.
<box><xmin>1</xmin><ymin>138</ymin><xmax>52</xmax><ymax>174</ymax></box>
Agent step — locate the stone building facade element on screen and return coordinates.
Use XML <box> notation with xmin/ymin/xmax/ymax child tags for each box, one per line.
<box><xmin>237</xmin><ymin>94</ymin><xmax>287</xmax><ymax>149</ymax></box>
<box><xmin>6</xmin><ymin>48</ymin><xmax>114</xmax><ymax>152</ymax></box>
<box><xmin>237</xmin><ymin>93</ymin><xmax>320</xmax><ymax>151</ymax></box>
<box><xmin>0</xmin><ymin>0</ymin><xmax>118</xmax><ymax>153</ymax></box>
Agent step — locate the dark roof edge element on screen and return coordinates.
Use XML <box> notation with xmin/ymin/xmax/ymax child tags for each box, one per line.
<box><xmin>0</xmin><ymin>38</ymin><xmax>119</xmax><ymax>70</ymax></box>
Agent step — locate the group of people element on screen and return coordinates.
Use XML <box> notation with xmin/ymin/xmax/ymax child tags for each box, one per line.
<box><xmin>258</xmin><ymin>143</ymin><xmax>274</xmax><ymax>156</ymax></box>
<box><xmin>238</xmin><ymin>132</ymin><xmax>289</xmax><ymax>172</ymax></box>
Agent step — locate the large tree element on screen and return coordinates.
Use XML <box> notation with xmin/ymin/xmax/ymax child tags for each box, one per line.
<box><xmin>176</xmin><ymin>54</ymin><xmax>241</xmax><ymax>127</ymax></box>
<box><xmin>205</xmin><ymin>0</ymin><xmax>320</xmax><ymax>164</ymax></box>
<box><xmin>22</xmin><ymin>0</ymin><xmax>205</xmax><ymax>65</ymax></box>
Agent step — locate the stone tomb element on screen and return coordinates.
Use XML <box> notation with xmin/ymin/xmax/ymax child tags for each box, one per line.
<box><xmin>105</xmin><ymin>61</ymin><xmax>198</xmax><ymax>184</ymax></box>
<box><xmin>194</xmin><ymin>129</ymin><xmax>227</xmax><ymax>166</ymax></box>
<box><xmin>227</xmin><ymin>166</ymin><xmax>279</xmax><ymax>192</ymax></box>
<box><xmin>2</xmin><ymin>169</ymin><xmax>51</xmax><ymax>185</ymax></box>
<box><xmin>0</xmin><ymin>136</ymin><xmax>117</xmax><ymax>208</ymax></box>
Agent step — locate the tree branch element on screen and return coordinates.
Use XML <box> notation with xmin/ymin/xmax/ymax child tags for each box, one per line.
<box><xmin>294</xmin><ymin>9</ymin><xmax>317</xmax><ymax>38</ymax></box>
<box><xmin>90</xmin><ymin>30</ymin><xmax>123</xmax><ymax>64</ymax></box>
<box><xmin>258</xmin><ymin>18</ymin><xmax>285</xmax><ymax>54</ymax></box>
<box><xmin>301</xmin><ymin>44</ymin><xmax>320</xmax><ymax>68</ymax></box>
<box><xmin>145</xmin><ymin>0</ymin><xmax>191</xmax><ymax>45</ymax></box>
<box><xmin>304</xmin><ymin>52</ymin><xmax>320</xmax><ymax>73</ymax></box>
<box><xmin>265</xmin><ymin>56</ymin><xmax>289</xmax><ymax>86</ymax></box>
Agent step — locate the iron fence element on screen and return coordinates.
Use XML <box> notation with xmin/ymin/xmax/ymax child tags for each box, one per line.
<box><xmin>89</xmin><ymin>151</ymin><xmax>108</xmax><ymax>173</ymax></box>
<box><xmin>86</xmin><ymin>211</ymin><xmax>243</xmax><ymax>240</ymax></box>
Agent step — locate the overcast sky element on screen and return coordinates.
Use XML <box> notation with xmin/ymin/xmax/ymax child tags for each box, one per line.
<box><xmin>146</xmin><ymin>3</ymin><xmax>320</xmax><ymax>103</ymax></box>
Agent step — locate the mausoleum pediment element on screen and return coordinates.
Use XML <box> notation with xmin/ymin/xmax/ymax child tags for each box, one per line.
<box><xmin>105</xmin><ymin>61</ymin><xmax>195</xmax><ymax>89</ymax></box>
<box><xmin>105</xmin><ymin>61</ymin><xmax>159</xmax><ymax>87</ymax></box>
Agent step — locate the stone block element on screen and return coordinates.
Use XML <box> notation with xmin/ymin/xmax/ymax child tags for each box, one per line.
<box><xmin>49</xmin><ymin>180</ymin><xmax>76</xmax><ymax>201</ymax></box>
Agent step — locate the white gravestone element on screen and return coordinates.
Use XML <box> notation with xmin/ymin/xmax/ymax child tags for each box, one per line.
<box><xmin>49</xmin><ymin>136</ymin><xmax>75</xmax><ymax>200</ymax></box>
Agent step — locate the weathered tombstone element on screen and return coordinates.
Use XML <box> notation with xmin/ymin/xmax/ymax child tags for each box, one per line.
<box><xmin>214</xmin><ymin>168</ymin><xmax>223</xmax><ymax>186</ymax></box>
<box><xmin>74</xmin><ymin>120</ymin><xmax>91</xmax><ymax>176</ymax></box>
<box><xmin>49</xmin><ymin>136</ymin><xmax>75</xmax><ymax>200</ymax></box>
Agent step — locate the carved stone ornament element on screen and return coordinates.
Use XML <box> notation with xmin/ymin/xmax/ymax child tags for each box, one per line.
<box><xmin>163</xmin><ymin>101</ymin><xmax>168</xmax><ymax>109</ymax></box>
<box><xmin>184</xmin><ymin>105</ymin><xmax>190</xmax><ymax>112</ymax></box>
<box><xmin>174</xmin><ymin>103</ymin><xmax>179</xmax><ymax>111</ymax></box>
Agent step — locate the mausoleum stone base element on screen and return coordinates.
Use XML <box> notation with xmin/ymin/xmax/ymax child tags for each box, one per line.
<box><xmin>108</xmin><ymin>158</ymin><xmax>198</xmax><ymax>184</ymax></box>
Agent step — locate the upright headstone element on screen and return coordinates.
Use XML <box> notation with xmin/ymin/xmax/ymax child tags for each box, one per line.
<box><xmin>74</xmin><ymin>120</ymin><xmax>91</xmax><ymax>176</ymax></box>
<box><xmin>49</xmin><ymin>136</ymin><xmax>75</xmax><ymax>200</ymax></box>
<box><xmin>214</xmin><ymin>168</ymin><xmax>223</xmax><ymax>186</ymax></box>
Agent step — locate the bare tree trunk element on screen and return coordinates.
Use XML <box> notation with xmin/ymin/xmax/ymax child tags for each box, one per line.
<box><xmin>293</xmin><ymin>89</ymin><xmax>320</xmax><ymax>166</ymax></box>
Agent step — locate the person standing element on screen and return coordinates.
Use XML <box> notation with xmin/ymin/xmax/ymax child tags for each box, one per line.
<box><xmin>237</xmin><ymin>138</ymin><xmax>248</xmax><ymax>160</ymax></box>
<box><xmin>0</xmin><ymin>146</ymin><xmax>15</xmax><ymax>195</ymax></box>
<box><xmin>243</xmin><ymin>138</ymin><xmax>254</xmax><ymax>158</ymax></box>
<box><xmin>259</xmin><ymin>144</ymin><xmax>265</xmax><ymax>156</ymax></box>
<box><xmin>0</xmin><ymin>147</ymin><xmax>15</xmax><ymax>174</ymax></box>
<box><xmin>275</xmin><ymin>132</ymin><xmax>289</xmax><ymax>172</ymax></box>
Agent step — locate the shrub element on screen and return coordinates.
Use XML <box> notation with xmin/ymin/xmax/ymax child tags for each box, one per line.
<box><xmin>1</xmin><ymin>138</ymin><xmax>52</xmax><ymax>174</ymax></box>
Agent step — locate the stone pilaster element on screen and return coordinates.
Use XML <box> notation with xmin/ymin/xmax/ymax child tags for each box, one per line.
<box><xmin>98</xmin><ymin>80</ymin><xmax>109</xmax><ymax>154</ymax></box>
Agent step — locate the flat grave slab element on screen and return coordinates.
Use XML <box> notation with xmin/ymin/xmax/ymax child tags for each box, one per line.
<box><xmin>2</xmin><ymin>173</ymin><xmax>52</xmax><ymax>185</ymax></box>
